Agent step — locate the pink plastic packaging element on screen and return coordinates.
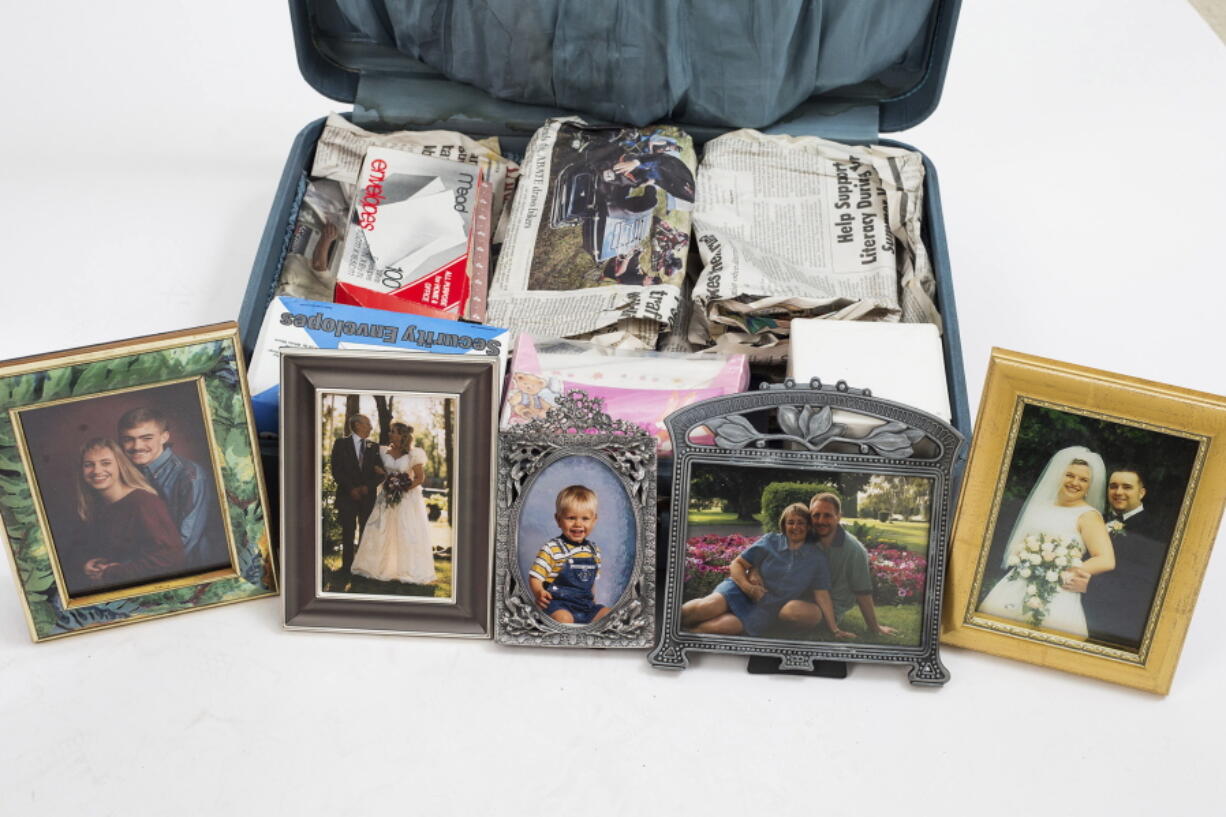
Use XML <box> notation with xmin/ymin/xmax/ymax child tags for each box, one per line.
<box><xmin>502</xmin><ymin>335</ymin><xmax>749</xmax><ymax>453</ymax></box>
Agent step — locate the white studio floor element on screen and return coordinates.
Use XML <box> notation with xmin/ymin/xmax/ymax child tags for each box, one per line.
<box><xmin>1</xmin><ymin>3</ymin><xmax>1223</xmax><ymax>815</ymax></box>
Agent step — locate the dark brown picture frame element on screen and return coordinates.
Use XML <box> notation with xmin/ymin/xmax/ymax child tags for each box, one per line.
<box><xmin>280</xmin><ymin>349</ymin><xmax>498</xmax><ymax>637</ymax></box>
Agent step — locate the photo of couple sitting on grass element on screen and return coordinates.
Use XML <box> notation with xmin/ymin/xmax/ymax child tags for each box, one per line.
<box><xmin>682</xmin><ymin>466</ymin><xmax>932</xmax><ymax>646</ymax></box>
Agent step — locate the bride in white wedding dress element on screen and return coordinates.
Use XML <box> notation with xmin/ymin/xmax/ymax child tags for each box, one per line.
<box><xmin>978</xmin><ymin>445</ymin><xmax>1115</xmax><ymax>637</ymax></box>
<box><xmin>351</xmin><ymin>422</ymin><xmax>436</xmax><ymax>585</ymax></box>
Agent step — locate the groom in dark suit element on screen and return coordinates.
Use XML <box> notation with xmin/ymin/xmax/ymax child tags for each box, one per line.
<box><xmin>1066</xmin><ymin>466</ymin><xmax>1169</xmax><ymax>650</ymax></box>
<box><xmin>330</xmin><ymin>414</ymin><xmax>382</xmax><ymax>574</ymax></box>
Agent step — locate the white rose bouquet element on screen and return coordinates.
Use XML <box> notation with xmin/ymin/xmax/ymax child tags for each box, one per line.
<box><xmin>1003</xmin><ymin>533</ymin><xmax>1084</xmax><ymax>627</ymax></box>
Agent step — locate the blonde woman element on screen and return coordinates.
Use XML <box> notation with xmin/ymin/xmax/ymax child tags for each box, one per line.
<box><xmin>75</xmin><ymin>437</ymin><xmax>185</xmax><ymax>590</ymax></box>
<box><xmin>978</xmin><ymin>446</ymin><xmax>1115</xmax><ymax>636</ymax></box>
<box><xmin>351</xmin><ymin>422</ymin><xmax>436</xmax><ymax>585</ymax></box>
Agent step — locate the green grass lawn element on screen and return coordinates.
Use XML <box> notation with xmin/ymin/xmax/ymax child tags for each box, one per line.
<box><xmin>746</xmin><ymin>602</ymin><xmax>923</xmax><ymax>647</ymax></box>
<box><xmin>688</xmin><ymin>509</ymin><xmax>763</xmax><ymax>526</ymax></box>
<box><xmin>844</xmin><ymin>517</ymin><xmax>930</xmax><ymax>554</ymax></box>
<box><xmin>321</xmin><ymin>521</ymin><xmax>454</xmax><ymax>598</ymax></box>
<box><xmin>322</xmin><ymin>551</ymin><xmax>453</xmax><ymax>598</ymax></box>
<box><xmin>682</xmin><ymin>600</ymin><xmax>923</xmax><ymax>648</ymax></box>
<box><xmin>828</xmin><ymin>602</ymin><xmax>923</xmax><ymax>647</ymax></box>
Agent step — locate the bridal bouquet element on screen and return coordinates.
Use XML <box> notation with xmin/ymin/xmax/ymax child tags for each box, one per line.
<box><xmin>382</xmin><ymin>472</ymin><xmax>413</xmax><ymax>507</ymax></box>
<box><xmin>1003</xmin><ymin>533</ymin><xmax>1084</xmax><ymax>627</ymax></box>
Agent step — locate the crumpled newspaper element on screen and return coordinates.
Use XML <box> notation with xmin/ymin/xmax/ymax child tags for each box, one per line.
<box><xmin>689</xmin><ymin>129</ymin><xmax>939</xmax><ymax>363</ymax></box>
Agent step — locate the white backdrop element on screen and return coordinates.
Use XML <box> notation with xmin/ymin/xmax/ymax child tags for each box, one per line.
<box><xmin>1</xmin><ymin>3</ymin><xmax>1223</xmax><ymax>815</ymax></box>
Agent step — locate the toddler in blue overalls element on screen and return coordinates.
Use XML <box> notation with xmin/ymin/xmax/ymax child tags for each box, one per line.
<box><xmin>528</xmin><ymin>484</ymin><xmax>610</xmax><ymax>624</ymax></box>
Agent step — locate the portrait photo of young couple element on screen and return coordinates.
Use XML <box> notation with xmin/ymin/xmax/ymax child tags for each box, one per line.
<box><xmin>974</xmin><ymin>403</ymin><xmax>1198</xmax><ymax>652</ymax></box>
<box><xmin>319</xmin><ymin>390</ymin><xmax>457</xmax><ymax>601</ymax></box>
<box><xmin>680</xmin><ymin>463</ymin><xmax>934</xmax><ymax>647</ymax></box>
<box><xmin>17</xmin><ymin>380</ymin><xmax>232</xmax><ymax>600</ymax></box>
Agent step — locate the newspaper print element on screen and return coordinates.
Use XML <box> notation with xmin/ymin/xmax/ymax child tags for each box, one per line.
<box><xmin>689</xmin><ymin>129</ymin><xmax>939</xmax><ymax>362</ymax></box>
<box><xmin>488</xmin><ymin>117</ymin><xmax>697</xmax><ymax>348</ymax></box>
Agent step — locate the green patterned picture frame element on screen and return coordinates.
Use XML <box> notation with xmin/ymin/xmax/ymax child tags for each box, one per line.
<box><xmin>0</xmin><ymin>323</ymin><xmax>276</xmax><ymax>641</ymax></box>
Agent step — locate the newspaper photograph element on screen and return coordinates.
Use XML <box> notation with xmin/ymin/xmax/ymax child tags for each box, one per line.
<box><xmin>689</xmin><ymin>129</ymin><xmax>939</xmax><ymax>362</ymax></box>
<box><xmin>488</xmin><ymin>117</ymin><xmax>697</xmax><ymax>348</ymax></box>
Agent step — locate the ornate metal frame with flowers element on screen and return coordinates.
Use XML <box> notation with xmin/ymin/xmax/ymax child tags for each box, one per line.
<box><xmin>495</xmin><ymin>391</ymin><xmax>656</xmax><ymax>648</ymax></box>
<box><xmin>648</xmin><ymin>380</ymin><xmax>964</xmax><ymax>686</ymax></box>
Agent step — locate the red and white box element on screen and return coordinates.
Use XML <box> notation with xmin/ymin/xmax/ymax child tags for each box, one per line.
<box><xmin>334</xmin><ymin>145</ymin><xmax>493</xmax><ymax>321</ymax></box>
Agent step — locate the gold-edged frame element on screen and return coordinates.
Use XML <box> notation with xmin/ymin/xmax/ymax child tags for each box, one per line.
<box><xmin>0</xmin><ymin>323</ymin><xmax>277</xmax><ymax>641</ymax></box>
<box><xmin>942</xmin><ymin>348</ymin><xmax>1226</xmax><ymax>694</ymax></box>
<box><xmin>11</xmin><ymin>376</ymin><xmax>241</xmax><ymax>608</ymax></box>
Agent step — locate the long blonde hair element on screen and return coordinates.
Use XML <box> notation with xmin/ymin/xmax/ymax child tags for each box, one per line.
<box><xmin>389</xmin><ymin>421</ymin><xmax>414</xmax><ymax>448</ymax></box>
<box><xmin>75</xmin><ymin>437</ymin><xmax>158</xmax><ymax>521</ymax></box>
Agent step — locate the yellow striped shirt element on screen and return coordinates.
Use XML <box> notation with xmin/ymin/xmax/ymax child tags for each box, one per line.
<box><xmin>530</xmin><ymin>537</ymin><xmax>601</xmax><ymax>584</ymax></box>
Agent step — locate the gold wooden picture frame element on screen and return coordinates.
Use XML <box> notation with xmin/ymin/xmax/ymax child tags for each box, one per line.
<box><xmin>942</xmin><ymin>349</ymin><xmax>1226</xmax><ymax>694</ymax></box>
<box><xmin>0</xmin><ymin>323</ymin><xmax>277</xmax><ymax>641</ymax></box>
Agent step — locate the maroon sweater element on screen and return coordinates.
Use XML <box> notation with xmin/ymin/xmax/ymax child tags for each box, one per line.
<box><xmin>85</xmin><ymin>490</ymin><xmax>186</xmax><ymax>589</ymax></box>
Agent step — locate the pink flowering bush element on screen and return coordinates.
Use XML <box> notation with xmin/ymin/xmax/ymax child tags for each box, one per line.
<box><xmin>683</xmin><ymin>532</ymin><xmax>927</xmax><ymax>607</ymax></box>
<box><xmin>684</xmin><ymin>533</ymin><xmax>754</xmax><ymax>600</ymax></box>
<box><xmin>868</xmin><ymin>544</ymin><xmax>927</xmax><ymax>605</ymax></box>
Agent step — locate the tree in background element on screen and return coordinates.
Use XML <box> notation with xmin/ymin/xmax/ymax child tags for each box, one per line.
<box><xmin>689</xmin><ymin>463</ymin><xmax>848</xmax><ymax>522</ymax></box>
<box><xmin>859</xmin><ymin>475</ymin><xmax>931</xmax><ymax>521</ymax></box>
<box><xmin>374</xmin><ymin>395</ymin><xmax>393</xmax><ymax>444</ymax></box>
<box><xmin>690</xmin><ymin>465</ymin><xmax>800</xmax><ymax>521</ymax></box>
<box><xmin>840</xmin><ymin>472</ymin><xmax>869</xmax><ymax>518</ymax></box>
<box><xmin>416</xmin><ymin>421</ymin><xmax>449</xmax><ymax>491</ymax></box>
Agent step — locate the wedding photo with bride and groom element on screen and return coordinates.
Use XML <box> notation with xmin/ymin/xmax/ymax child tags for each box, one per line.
<box><xmin>318</xmin><ymin>390</ymin><xmax>457</xmax><ymax>602</ymax></box>
<box><xmin>974</xmin><ymin>403</ymin><xmax>1199</xmax><ymax>652</ymax></box>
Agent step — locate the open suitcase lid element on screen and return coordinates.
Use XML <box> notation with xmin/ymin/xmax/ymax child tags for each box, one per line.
<box><xmin>291</xmin><ymin>0</ymin><xmax>961</xmax><ymax>143</ymax></box>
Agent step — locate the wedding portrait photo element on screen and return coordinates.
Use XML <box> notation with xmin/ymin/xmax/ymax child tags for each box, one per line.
<box><xmin>15</xmin><ymin>379</ymin><xmax>234</xmax><ymax>602</ymax></box>
<box><xmin>514</xmin><ymin>454</ymin><xmax>638</xmax><ymax>627</ymax></box>
<box><xmin>971</xmin><ymin>402</ymin><xmax>1199</xmax><ymax>653</ymax></box>
<box><xmin>318</xmin><ymin>389</ymin><xmax>458</xmax><ymax>602</ymax></box>
<box><xmin>680</xmin><ymin>462</ymin><xmax>934</xmax><ymax>647</ymax></box>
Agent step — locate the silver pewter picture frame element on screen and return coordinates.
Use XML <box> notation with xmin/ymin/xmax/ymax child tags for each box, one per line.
<box><xmin>280</xmin><ymin>349</ymin><xmax>498</xmax><ymax>637</ymax></box>
<box><xmin>495</xmin><ymin>391</ymin><xmax>657</xmax><ymax>648</ymax></box>
<box><xmin>649</xmin><ymin>380</ymin><xmax>964</xmax><ymax>685</ymax></box>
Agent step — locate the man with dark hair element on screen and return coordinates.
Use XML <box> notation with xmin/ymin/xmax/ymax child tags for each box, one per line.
<box><xmin>777</xmin><ymin>491</ymin><xmax>897</xmax><ymax>638</ymax></box>
<box><xmin>330</xmin><ymin>414</ymin><xmax>382</xmax><ymax>574</ymax></box>
<box><xmin>117</xmin><ymin>407</ymin><xmax>226</xmax><ymax>570</ymax></box>
<box><xmin>1064</xmin><ymin>466</ymin><xmax>1169</xmax><ymax>650</ymax></box>
<box><xmin>1104</xmin><ymin>466</ymin><xmax>1159</xmax><ymax>537</ymax></box>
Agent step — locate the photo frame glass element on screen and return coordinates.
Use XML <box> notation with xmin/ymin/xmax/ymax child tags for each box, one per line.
<box><xmin>964</xmin><ymin>400</ymin><xmax>1200</xmax><ymax>657</ymax></box>
<box><xmin>514</xmin><ymin>455</ymin><xmax>638</xmax><ymax>620</ymax></box>
<box><xmin>316</xmin><ymin>389</ymin><xmax>459</xmax><ymax>604</ymax></box>
<box><xmin>16</xmin><ymin>378</ymin><xmax>237</xmax><ymax>604</ymax></box>
<box><xmin>682</xmin><ymin>461</ymin><xmax>935</xmax><ymax>648</ymax></box>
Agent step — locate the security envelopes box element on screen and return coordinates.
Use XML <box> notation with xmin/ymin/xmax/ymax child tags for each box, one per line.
<box><xmin>246</xmin><ymin>296</ymin><xmax>508</xmax><ymax>436</ymax></box>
